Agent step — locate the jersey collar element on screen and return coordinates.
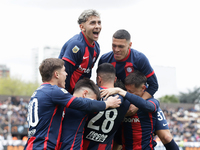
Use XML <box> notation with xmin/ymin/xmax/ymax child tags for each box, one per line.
<box><xmin>41</xmin><ymin>82</ymin><xmax>50</xmax><ymax>85</ymax></box>
<box><xmin>81</xmin><ymin>31</ymin><xmax>95</xmax><ymax>48</ymax></box>
<box><xmin>100</xmin><ymin>86</ymin><xmax>108</xmax><ymax>89</ymax></box>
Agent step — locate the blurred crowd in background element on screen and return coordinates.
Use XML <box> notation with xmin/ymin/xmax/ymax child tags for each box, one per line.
<box><xmin>0</xmin><ymin>96</ymin><xmax>200</xmax><ymax>145</ymax></box>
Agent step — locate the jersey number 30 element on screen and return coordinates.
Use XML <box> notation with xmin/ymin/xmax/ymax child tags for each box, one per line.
<box><xmin>27</xmin><ymin>98</ymin><xmax>39</xmax><ymax>127</ymax></box>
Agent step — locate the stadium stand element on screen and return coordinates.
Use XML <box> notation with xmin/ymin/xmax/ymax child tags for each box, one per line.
<box><xmin>0</xmin><ymin>95</ymin><xmax>200</xmax><ymax>149</ymax></box>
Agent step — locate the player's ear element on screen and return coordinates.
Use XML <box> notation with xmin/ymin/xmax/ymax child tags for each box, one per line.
<box><xmin>141</xmin><ymin>84</ymin><xmax>146</xmax><ymax>92</ymax></box>
<box><xmin>114</xmin><ymin>77</ymin><xmax>117</xmax><ymax>83</ymax></box>
<box><xmin>128</xmin><ymin>42</ymin><xmax>132</xmax><ymax>49</ymax></box>
<box><xmin>97</xmin><ymin>75</ymin><xmax>102</xmax><ymax>84</ymax></box>
<box><xmin>54</xmin><ymin>71</ymin><xmax>59</xmax><ymax>79</ymax></box>
<box><xmin>82</xmin><ymin>89</ymin><xmax>89</xmax><ymax>98</ymax></box>
<box><xmin>79</xmin><ymin>23</ymin><xmax>85</xmax><ymax>32</ymax></box>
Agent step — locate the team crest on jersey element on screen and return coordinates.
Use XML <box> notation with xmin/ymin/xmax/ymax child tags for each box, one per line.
<box><xmin>72</xmin><ymin>46</ymin><xmax>80</xmax><ymax>53</ymax></box>
<box><xmin>126</xmin><ymin>66</ymin><xmax>134</xmax><ymax>73</ymax></box>
<box><xmin>61</xmin><ymin>88</ymin><xmax>68</xmax><ymax>94</ymax></box>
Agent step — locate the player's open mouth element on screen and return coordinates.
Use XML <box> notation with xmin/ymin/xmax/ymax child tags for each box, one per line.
<box><xmin>93</xmin><ymin>32</ymin><xmax>99</xmax><ymax>38</ymax></box>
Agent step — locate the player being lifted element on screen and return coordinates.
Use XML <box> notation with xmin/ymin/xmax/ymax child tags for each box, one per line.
<box><xmin>59</xmin><ymin>9</ymin><xmax>101</xmax><ymax>93</ymax></box>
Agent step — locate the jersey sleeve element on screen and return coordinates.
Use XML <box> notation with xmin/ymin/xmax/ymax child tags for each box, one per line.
<box><xmin>69</xmin><ymin>97</ymin><xmax>106</xmax><ymax>112</ymax></box>
<box><xmin>51</xmin><ymin>86</ymin><xmax>106</xmax><ymax>112</ymax></box>
<box><xmin>155</xmin><ymin>107</ymin><xmax>169</xmax><ymax>130</ymax></box>
<box><xmin>136</xmin><ymin>52</ymin><xmax>158</xmax><ymax>96</ymax></box>
<box><xmin>124</xmin><ymin>92</ymin><xmax>159</xmax><ymax>112</ymax></box>
<box><xmin>51</xmin><ymin>86</ymin><xmax>75</xmax><ymax>106</ymax></box>
<box><xmin>61</xmin><ymin>41</ymin><xmax>83</xmax><ymax>66</ymax></box>
<box><xmin>63</xmin><ymin>60</ymin><xmax>76</xmax><ymax>91</ymax></box>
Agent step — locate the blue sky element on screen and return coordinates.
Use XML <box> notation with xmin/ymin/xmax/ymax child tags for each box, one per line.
<box><xmin>0</xmin><ymin>0</ymin><xmax>200</xmax><ymax>93</ymax></box>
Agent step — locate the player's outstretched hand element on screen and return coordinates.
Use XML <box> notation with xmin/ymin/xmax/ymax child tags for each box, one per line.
<box><xmin>105</xmin><ymin>95</ymin><xmax>121</xmax><ymax>109</ymax></box>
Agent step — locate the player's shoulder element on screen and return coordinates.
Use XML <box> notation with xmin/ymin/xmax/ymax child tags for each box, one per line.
<box><xmin>130</xmin><ymin>48</ymin><xmax>146</xmax><ymax>58</ymax></box>
<box><xmin>68</xmin><ymin>38</ymin><xmax>85</xmax><ymax>50</ymax></box>
<box><xmin>64</xmin><ymin>33</ymin><xmax>85</xmax><ymax>49</ymax></box>
<box><xmin>51</xmin><ymin>85</ymin><xmax>69</xmax><ymax>96</ymax></box>
<box><xmin>129</xmin><ymin>49</ymin><xmax>149</xmax><ymax>66</ymax></box>
<box><xmin>35</xmin><ymin>84</ymin><xmax>53</xmax><ymax>93</ymax></box>
<box><xmin>99</xmin><ymin>51</ymin><xmax>114</xmax><ymax>61</ymax></box>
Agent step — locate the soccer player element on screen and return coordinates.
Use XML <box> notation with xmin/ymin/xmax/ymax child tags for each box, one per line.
<box><xmin>101</xmin><ymin>71</ymin><xmax>160</xmax><ymax>150</ymax></box>
<box><xmin>107</xmin><ymin>83</ymin><xmax>179</xmax><ymax>150</ymax></box>
<box><xmin>82</xmin><ymin>63</ymin><xmax>130</xmax><ymax>150</ymax></box>
<box><xmin>59</xmin><ymin>9</ymin><xmax>101</xmax><ymax>93</ymax></box>
<box><xmin>24</xmin><ymin>58</ymin><xmax>121</xmax><ymax>150</ymax></box>
<box><xmin>98</xmin><ymin>29</ymin><xmax>158</xmax><ymax>100</ymax></box>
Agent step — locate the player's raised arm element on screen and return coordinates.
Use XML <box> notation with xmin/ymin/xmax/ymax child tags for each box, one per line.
<box><xmin>101</xmin><ymin>87</ymin><xmax>158</xmax><ymax>112</ymax></box>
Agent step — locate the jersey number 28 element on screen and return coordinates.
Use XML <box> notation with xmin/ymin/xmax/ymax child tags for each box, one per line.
<box><xmin>87</xmin><ymin>109</ymin><xmax>118</xmax><ymax>133</ymax></box>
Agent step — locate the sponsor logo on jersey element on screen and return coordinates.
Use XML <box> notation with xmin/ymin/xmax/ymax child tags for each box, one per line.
<box><xmin>86</xmin><ymin>131</ymin><xmax>108</xmax><ymax>142</ymax></box>
<box><xmin>123</xmin><ymin>117</ymin><xmax>140</xmax><ymax>123</ymax></box>
<box><xmin>78</xmin><ymin>65</ymin><xmax>91</xmax><ymax>73</ymax></box>
<box><xmin>163</xmin><ymin>123</ymin><xmax>168</xmax><ymax>126</ymax></box>
<box><xmin>72</xmin><ymin>45</ymin><xmax>80</xmax><ymax>53</ymax></box>
<box><xmin>61</xmin><ymin>88</ymin><xmax>68</xmax><ymax>94</ymax></box>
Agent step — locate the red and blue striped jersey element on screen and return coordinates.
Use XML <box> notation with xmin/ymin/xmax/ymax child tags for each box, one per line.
<box><xmin>59</xmin><ymin>32</ymin><xmax>100</xmax><ymax>93</ymax></box>
<box><xmin>59</xmin><ymin>108</ymin><xmax>88</xmax><ymax>150</ymax></box>
<box><xmin>121</xmin><ymin>98</ymin><xmax>158</xmax><ymax>150</ymax></box>
<box><xmin>82</xmin><ymin>87</ymin><xmax>130</xmax><ymax>150</ymax></box>
<box><xmin>98</xmin><ymin>48</ymin><xmax>158</xmax><ymax>96</ymax></box>
<box><xmin>24</xmin><ymin>83</ymin><xmax>107</xmax><ymax>150</ymax></box>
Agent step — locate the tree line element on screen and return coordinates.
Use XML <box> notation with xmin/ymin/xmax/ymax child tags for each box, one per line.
<box><xmin>159</xmin><ymin>87</ymin><xmax>200</xmax><ymax>103</ymax></box>
<box><xmin>0</xmin><ymin>77</ymin><xmax>199</xmax><ymax>104</ymax></box>
<box><xmin>0</xmin><ymin>77</ymin><xmax>39</xmax><ymax>96</ymax></box>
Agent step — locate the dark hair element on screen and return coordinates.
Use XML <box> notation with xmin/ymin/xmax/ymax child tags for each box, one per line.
<box><xmin>96</xmin><ymin>63</ymin><xmax>116</xmax><ymax>82</ymax></box>
<box><xmin>113</xmin><ymin>29</ymin><xmax>131</xmax><ymax>41</ymax></box>
<box><xmin>78</xmin><ymin>9</ymin><xmax>100</xmax><ymax>24</ymax></box>
<box><xmin>114</xmin><ymin>79</ymin><xmax>126</xmax><ymax>90</ymax></box>
<box><xmin>39</xmin><ymin>58</ymin><xmax>64</xmax><ymax>82</ymax></box>
<box><xmin>124</xmin><ymin>70</ymin><xmax>147</xmax><ymax>88</ymax></box>
<box><xmin>74</xmin><ymin>78</ymin><xmax>100</xmax><ymax>100</ymax></box>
